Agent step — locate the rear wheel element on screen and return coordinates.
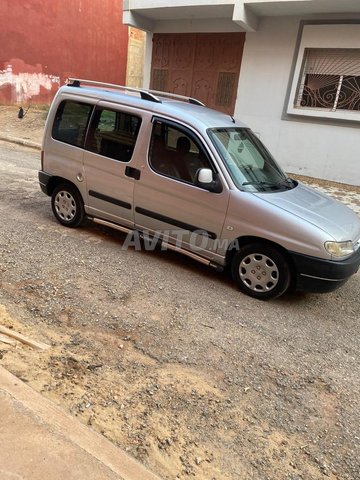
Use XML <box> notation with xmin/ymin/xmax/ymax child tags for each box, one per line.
<box><xmin>51</xmin><ymin>183</ymin><xmax>85</xmax><ymax>227</ymax></box>
<box><xmin>231</xmin><ymin>243</ymin><xmax>291</xmax><ymax>300</ymax></box>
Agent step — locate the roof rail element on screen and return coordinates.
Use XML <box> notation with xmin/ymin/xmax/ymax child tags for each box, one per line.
<box><xmin>67</xmin><ymin>78</ymin><xmax>161</xmax><ymax>103</ymax></box>
<box><xmin>66</xmin><ymin>78</ymin><xmax>205</xmax><ymax>107</ymax></box>
<box><xmin>147</xmin><ymin>88</ymin><xmax>205</xmax><ymax>107</ymax></box>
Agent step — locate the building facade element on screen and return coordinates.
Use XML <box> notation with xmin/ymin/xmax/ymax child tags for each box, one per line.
<box><xmin>122</xmin><ymin>1</ymin><xmax>360</xmax><ymax>185</ymax></box>
<box><xmin>0</xmin><ymin>0</ymin><xmax>129</xmax><ymax>105</ymax></box>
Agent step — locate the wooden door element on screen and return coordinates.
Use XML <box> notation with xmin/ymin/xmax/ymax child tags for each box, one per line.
<box><xmin>150</xmin><ymin>33</ymin><xmax>245</xmax><ymax>114</ymax></box>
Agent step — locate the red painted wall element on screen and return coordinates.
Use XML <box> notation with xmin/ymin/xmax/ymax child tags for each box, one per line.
<box><xmin>0</xmin><ymin>0</ymin><xmax>128</xmax><ymax>104</ymax></box>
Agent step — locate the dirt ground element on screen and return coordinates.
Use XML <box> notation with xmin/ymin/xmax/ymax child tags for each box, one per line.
<box><xmin>0</xmin><ymin>106</ymin><xmax>360</xmax><ymax>479</ymax></box>
<box><xmin>0</xmin><ymin>304</ymin><xmax>226</xmax><ymax>479</ymax></box>
<box><xmin>0</xmin><ymin>105</ymin><xmax>46</xmax><ymax>145</ymax></box>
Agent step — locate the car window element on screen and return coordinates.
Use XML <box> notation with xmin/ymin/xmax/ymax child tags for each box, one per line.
<box><xmin>52</xmin><ymin>100</ymin><xmax>93</xmax><ymax>147</ymax></box>
<box><xmin>208</xmin><ymin>127</ymin><xmax>290</xmax><ymax>192</ymax></box>
<box><xmin>85</xmin><ymin>108</ymin><xmax>141</xmax><ymax>162</ymax></box>
<box><xmin>149</xmin><ymin>121</ymin><xmax>211</xmax><ymax>184</ymax></box>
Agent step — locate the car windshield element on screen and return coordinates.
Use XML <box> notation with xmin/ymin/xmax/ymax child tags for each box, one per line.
<box><xmin>208</xmin><ymin>127</ymin><xmax>295</xmax><ymax>192</ymax></box>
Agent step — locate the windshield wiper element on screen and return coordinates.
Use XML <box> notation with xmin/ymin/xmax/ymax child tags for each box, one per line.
<box><xmin>242</xmin><ymin>180</ymin><xmax>293</xmax><ymax>190</ymax></box>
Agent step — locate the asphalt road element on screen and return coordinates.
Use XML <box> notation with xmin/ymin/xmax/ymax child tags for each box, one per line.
<box><xmin>0</xmin><ymin>141</ymin><xmax>359</xmax><ymax>479</ymax></box>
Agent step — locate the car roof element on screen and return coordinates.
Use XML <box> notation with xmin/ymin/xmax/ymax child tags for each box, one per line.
<box><xmin>59</xmin><ymin>84</ymin><xmax>249</xmax><ymax>131</ymax></box>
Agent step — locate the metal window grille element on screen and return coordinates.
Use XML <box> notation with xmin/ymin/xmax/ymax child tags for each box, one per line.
<box><xmin>296</xmin><ymin>48</ymin><xmax>360</xmax><ymax>111</ymax></box>
<box><xmin>216</xmin><ymin>72</ymin><xmax>236</xmax><ymax>107</ymax></box>
<box><xmin>152</xmin><ymin>69</ymin><xmax>168</xmax><ymax>92</ymax></box>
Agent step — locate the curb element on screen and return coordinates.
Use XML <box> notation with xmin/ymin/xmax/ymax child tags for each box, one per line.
<box><xmin>0</xmin><ymin>135</ymin><xmax>41</xmax><ymax>150</ymax></box>
<box><xmin>0</xmin><ymin>366</ymin><xmax>161</xmax><ymax>480</ymax></box>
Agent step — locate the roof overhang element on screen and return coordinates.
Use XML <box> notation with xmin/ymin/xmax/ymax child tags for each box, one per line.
<box><xmin>123</xmin><ymin>0</ymin><xmax>360</xmax><ymax>33</ymax></box>
<box><xmin>245</xmin><ymin>0</ymin><xmax>360</xmax><ymax>17</ymax></box>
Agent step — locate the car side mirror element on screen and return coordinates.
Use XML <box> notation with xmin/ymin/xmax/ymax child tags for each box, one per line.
<box><xmin>196</xmin><ymin>168</ymin><xmax>222</xmax><ymax>193</ymax></box>
<box><xmin>198</xmin><ymin>168</ymin><xmax>213</xmax><ymax>184</ymax></box>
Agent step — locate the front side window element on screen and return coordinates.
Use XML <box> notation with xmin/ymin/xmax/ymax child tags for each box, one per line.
<box><xmin>149</xmin><ymin>121</ymin><xmax>211</xmax><ymax>184</ymax></box>
<box><xmin>85</xmin><ymin>108</ymin><xmax>141</xmax><ymax>162</ymax></box>
<box><xmin>52</xmin><ymin>100</ymin><xmax>93</xmax><ymax>147</ymax></box>
<box><xmin>208</xmin><ymin>128</ymin><xmax>294</xmax><ymax>192</ymax></box>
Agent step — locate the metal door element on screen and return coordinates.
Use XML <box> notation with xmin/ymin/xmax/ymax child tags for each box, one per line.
<box><xmin>150</xmin><ymin>33</ymin><xmax>245</xmax><ymax>114</ymax></box>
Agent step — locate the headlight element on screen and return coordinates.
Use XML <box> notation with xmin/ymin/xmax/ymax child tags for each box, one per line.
<box><xmin>325</xmin><ymin>241</ymin><xmax>354</xmax><ymax>258</ymax></box>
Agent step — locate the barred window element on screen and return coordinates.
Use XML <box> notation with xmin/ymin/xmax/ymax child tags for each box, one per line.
<box><xmin>152</xmin><ymin>69</ymin><xmax>168</xmax><ymax>92</ymax></box>
<box><xmin>216</xmin><ymin>72</ymin><xmax>236</xmax><ymax>107</ymax></box>
<box><xmin>296</xmin><ymin>48</ymin><xmax>360</xmax><ymax>112</ymax></box>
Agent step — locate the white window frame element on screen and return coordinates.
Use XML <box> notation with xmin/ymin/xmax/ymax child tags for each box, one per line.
<box><xmin>287</xmin><ymin>24</ymin><xmax>360</xmax><ymax>122</ymax></box>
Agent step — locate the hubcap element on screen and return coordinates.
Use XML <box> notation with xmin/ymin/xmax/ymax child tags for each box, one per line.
<box><xmin>239</xmin><ymin>253</ymin><xmax>279</xmax><ymax>292</ymax></box>
<box><xmin>54</xmin><ymin>191</ymin><xmax>76</xmax><ymax>222</ymax></box>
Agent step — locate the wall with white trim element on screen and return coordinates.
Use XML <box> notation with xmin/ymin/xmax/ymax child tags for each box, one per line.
<box><xmin>235</xmin><ymin>17</ymin><xmax>360</xmax><ymax>185</ymax></box>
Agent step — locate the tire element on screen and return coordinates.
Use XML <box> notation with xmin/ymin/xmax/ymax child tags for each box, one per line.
<box><xmin>51</xmin><ymin>183</ymin><xmax>85</xmax><ymax>228</ymax></box>
<box><xmin>231</xmin><ymin>243</ymin><xmax>291</xmax><ymax>300</ymax></box>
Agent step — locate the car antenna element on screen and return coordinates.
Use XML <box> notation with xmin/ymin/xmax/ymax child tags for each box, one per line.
<box><xmin>226</xmin><ymin>108</ymin><xmax>236</xmax><ymax>124</ymax></box>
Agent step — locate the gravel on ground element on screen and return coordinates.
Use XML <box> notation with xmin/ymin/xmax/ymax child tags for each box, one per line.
<box><xmin>0</xmin><ymin>107</ymin><xmax>359</xmax><ymax>480</ymax></box>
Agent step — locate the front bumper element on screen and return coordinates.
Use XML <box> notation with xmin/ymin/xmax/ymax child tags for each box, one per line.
<box><xmin>290</xmin><ymin>248</ymin><xmax>360</xmax><ymax>293</ymax></box>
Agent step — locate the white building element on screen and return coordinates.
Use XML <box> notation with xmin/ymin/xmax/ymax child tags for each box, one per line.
<box><xmin>123</xmin><ymin>1</ymin><xmax>360</xmax><ymax>186</ymax></box>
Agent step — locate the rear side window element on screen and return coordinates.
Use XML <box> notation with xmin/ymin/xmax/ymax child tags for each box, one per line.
<box><xmin>85</xmin><ymin>108</ymin><xmax>141</xmax><ymax>162</ymax></box>
<box><xmin>52</xmin><ymin>100</ymin><xmax>93</xmax><ymax>148</ymax></box>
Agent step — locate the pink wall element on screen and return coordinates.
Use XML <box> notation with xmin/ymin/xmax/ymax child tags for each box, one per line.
<box><xmin>0</xmin><ymin>0</ymin><xmax>128</xmax><ymax>104</ymax></box>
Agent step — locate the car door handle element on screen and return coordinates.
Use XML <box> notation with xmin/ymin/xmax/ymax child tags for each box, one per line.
<box><xmin>125</xmin><ymin>166</ymin><xmax>141</xmax><ymax>180</ymax></box>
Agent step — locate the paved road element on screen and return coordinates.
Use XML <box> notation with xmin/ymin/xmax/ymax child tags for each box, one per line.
<box><xmin>0</xmin><ymin>141</ymin><xmax>359</xmax><ymax>479</ymax></box>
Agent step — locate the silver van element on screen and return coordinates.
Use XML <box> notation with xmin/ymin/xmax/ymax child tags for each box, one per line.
<box><xmin>39</xmin><ymin>79</ymin><xmax>360</xmax><ymax>300</ymax></box>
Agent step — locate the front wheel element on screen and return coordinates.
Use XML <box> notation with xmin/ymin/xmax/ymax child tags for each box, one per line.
<box><xmin>51</xmin><ymin>183</ymin><xmax>85</xmax><ymax>227</ymax></box>
<box><xmin>231</xmin><ymin>243</ymin><xmax>291</xmax><ymax>300</ymax></box>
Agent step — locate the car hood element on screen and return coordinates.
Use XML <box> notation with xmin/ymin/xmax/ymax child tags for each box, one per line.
<box><xmin>254</xmin><ymin>183</ymin><xmax>360</xmax><ymax>242</ymax></box>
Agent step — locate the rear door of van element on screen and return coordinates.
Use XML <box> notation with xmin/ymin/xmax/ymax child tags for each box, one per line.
<box><xmin>82</xmin><ymin>101</ymin><xmax>144</xmax><ymax>228</ymax></box>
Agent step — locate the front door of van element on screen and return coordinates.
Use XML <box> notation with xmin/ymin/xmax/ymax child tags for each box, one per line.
<box><xmin>133</xmin><ymin>118</ymin><xmax>229</xmax><ymax>256</ymax></box>
<box><xmin>82</xmin><ymin>103</ymin><xmax>143</xmax><ymax>227</ymax></box>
